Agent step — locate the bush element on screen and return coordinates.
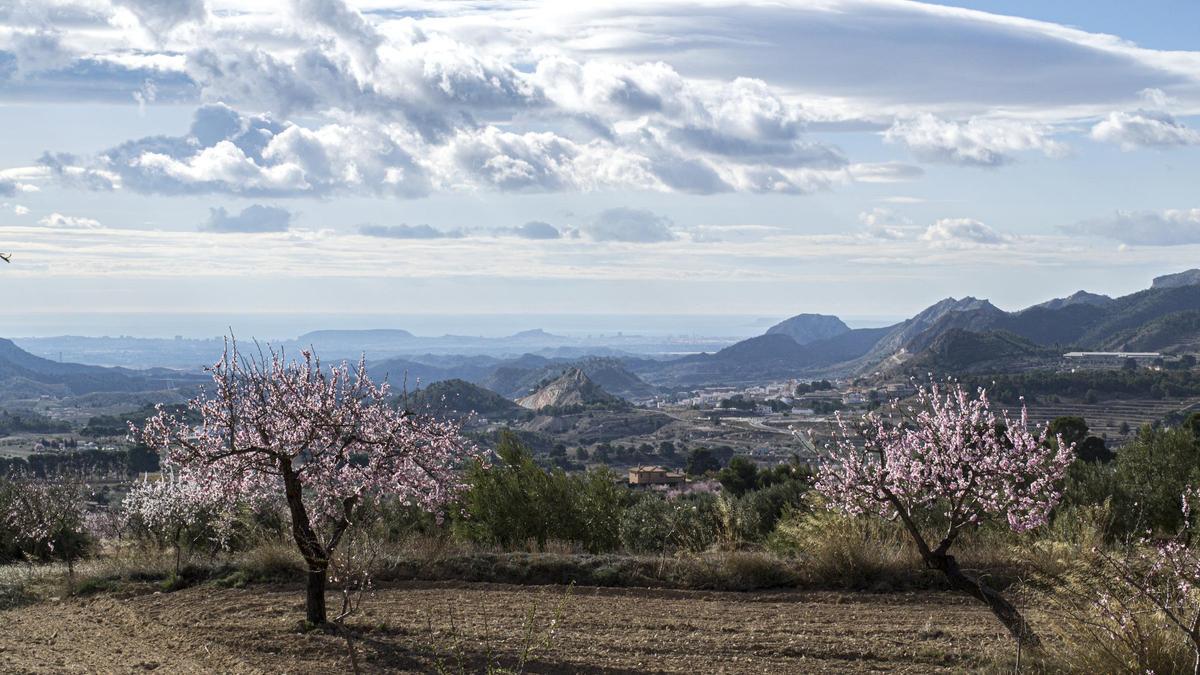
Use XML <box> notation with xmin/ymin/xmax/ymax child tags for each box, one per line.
<box><xmin>455</xmin><ymin>432</ymin><xmax>630</xmax><ymax>553</ymax></box>
<box><xmin>619</xmin><ymin>492</ymin><xmax>722</xmax><ymax>554</ymax></box>
<box><xmin>619</xmin><ymin>496</ymin><xmax>674</xmax><ymax>553</ymax></box>
<box><xmin>1035</xmin><ymin>549</ymin><xmax>1195</xmax><ymax>674</ymax></box>
<box><xmin>1113</xmin><ymin>426</ymin><xmax>1200</xmax><ymax>534</ymax></box>
<box><xmin>738</xmin><ymin>480</ymin><xmax>808</xmax><ymax>541</ymax></box>
<box><xmin>768</xmin><ymin>509</ymin><xmax>915</xmax><ymax>589</ymax></box>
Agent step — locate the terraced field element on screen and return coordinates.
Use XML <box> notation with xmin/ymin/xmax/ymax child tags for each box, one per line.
<box><xmin>1023</xmin><ymin>397</ymin><xmax>1200</xmax><ymax>443</ymax></box>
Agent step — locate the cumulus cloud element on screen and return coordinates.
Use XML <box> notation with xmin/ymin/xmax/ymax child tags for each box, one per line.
<box><xmin>586</xmin><ymin>208</ymin><xmax>675</xmax><ymax>243</ymax></box>
<box><xmin>511</xmin><ymin>221</ymin><xmax>561</xmax><ymax>240</ymax></box>
<box><xmin>38</xmin><ymin>212</ymin><xmax>101</xmax><ymax>229</ymax></box>
<box><xmin>358</xmin><ymin>224</ymin><xmax>463</xmax><ymax>239</ymax></box>
<box><xmin>14</xmin><ymin>0</ymin><xmax>1200</xmax><ymax>205</ymax></box>
<box><xmin>1065</xmin><ymin>209</ymin><xmax>1200</xmax><ymax>246</ymax></box>
<box><xmin>111</xmin><ymin>0</ymin><xmax>207</xmax><ymax>35</ymax></box>
<box><xmin>858</xmin><ymin>208</ymin><xmax>915</xmax><ymax>240</ymax></box>
<box><xmin>201</xmin><ymin>204</ymin><xmax>292</xmax><ymax>233</ymax></box>
<box><xmin>884</xmin><ymin>114</ymin><xmax>1067</xmax><ymax>167</ymax></box>
<box><xmin>1090</xmin><ymin>110</ymin><xmax>1200</xmax><ymax>150</ymax></box>
<box><xmin>5</xmin><ymin>29</ymin><xmax>76</xmax><ymax>74</ymax></box>
<box><xmin>61</xmin><ymin>104</ymin><xmax>432</xmax><ymax>197</ymax></box>
<box><xmin>920</xmin><ymin>218</ymin><xmax>1007</xmax><ymax>246</ymax></box>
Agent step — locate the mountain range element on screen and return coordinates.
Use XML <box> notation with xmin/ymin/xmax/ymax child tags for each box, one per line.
<box><xmin>629</xmin><ymin>269</ymin><xmax>1200</xmax><ymax>386</ymax></box>
<box><xmin>3</xmin><ymin>269</ymin><xmax>1199</xmax><ymax>401</ymax></box>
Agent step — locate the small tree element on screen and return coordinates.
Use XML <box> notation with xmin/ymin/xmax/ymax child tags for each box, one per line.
<box><xmin>813</xmin><ymin>381</ymin><xmax>1074</xmax><ymax>647</ymax></box>
<box><xmin>135</xmin><ymin>340</ymin><xmax>474</xmax><ymax>625</ymax></box>
<box><xmin>121</xmin><ymin>474</ymin><xmax>238</xmax><ymax>575</ymax></box>
<box><xmin>1</xmin><ymin>472</ymin><xmax>91</xmax><ymax>582</ymax></box>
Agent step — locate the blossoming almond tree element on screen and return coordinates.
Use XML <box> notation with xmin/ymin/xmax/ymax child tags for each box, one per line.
<box><xmin>122</xmin><ymin>474</ymin><xmax>239</xmax><ymax>575</ymax></box>
<box><xmin>134</xmin><ymin>340</ymin><xmax>474</xmax><ymax>625</ymax></box>
<box><xmin>813</xmin><ymin>381</ymin><xmax>1073</xmax><ymax>647</ymax></box>
<box><xmin>2</xmin><ymin>472</ymin><xmax>90</xmax><ymax>581</ymax></box>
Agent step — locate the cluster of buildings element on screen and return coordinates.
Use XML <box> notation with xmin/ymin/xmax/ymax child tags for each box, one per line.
<box><xmin>653</xmin><ymin>379</ymin><xmax>921</xmax><ymax>417</ymax></box>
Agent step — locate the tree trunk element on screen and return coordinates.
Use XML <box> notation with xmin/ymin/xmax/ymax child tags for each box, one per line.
<box><xmin>927</xmin><ymin>551</ymin><xmax>1039</xmax><ymax>649</ymax></box>
<box><xmin>306</xmin><ymin>566</ymin><xmax>328</xmax><ymax>626</ymax></box>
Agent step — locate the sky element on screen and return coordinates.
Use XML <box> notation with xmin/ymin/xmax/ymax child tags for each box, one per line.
<box><xmin>2</xmin><ymin>0</ymin><xmax>1200</xmax><ymax>336</ymax></box>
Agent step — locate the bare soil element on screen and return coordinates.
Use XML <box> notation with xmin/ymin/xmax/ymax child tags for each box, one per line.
<box><xmin>0</xmin><ymin>582</ymin><xmax>1014</xmax><ymax>673</ymax></box>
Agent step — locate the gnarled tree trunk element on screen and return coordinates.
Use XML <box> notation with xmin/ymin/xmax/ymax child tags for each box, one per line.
<box><xmin>926</xmin><ymin>550</ymin><xmax>1039</xmax><ymax>649</ymax></box>
<box><xmin>281</xmin><ymin>458</ymin><xmax>330</xmax><ymax>625</ymax></box>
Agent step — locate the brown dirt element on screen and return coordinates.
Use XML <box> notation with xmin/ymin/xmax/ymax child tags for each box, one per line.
<box><xmin>0</xmin><ymin>582</ymin><xmax>1016</xmax><ymax>673</ymax></box>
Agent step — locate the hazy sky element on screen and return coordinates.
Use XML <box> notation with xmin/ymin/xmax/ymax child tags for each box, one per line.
<box><xmin>2</xmin><ymin>0</ymin><xmax>1200</xmax><ymax>330</ymax></box>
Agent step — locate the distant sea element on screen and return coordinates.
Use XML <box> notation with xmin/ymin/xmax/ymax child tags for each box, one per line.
<box><xmin>2</xmin><ymin>312</ymin><xmax>903</xmax><ymax>340</ymax></box>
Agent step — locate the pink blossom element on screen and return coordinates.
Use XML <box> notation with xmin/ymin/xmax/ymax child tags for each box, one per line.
<box><xmin>813</xmin><ymin>380</ymin><xmax>1074</xmax><ymax>535</ymax></box>
<box><xmin>132</xmin><ymin>338</ymin><xmax>477</xmax><ymax>623</ymax></box>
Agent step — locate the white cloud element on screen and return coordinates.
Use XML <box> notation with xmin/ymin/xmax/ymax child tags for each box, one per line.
<box><xmin>885</xmin><ymin>114</ymin><xmax>1068</xmax><ymax>167</ymax></box>
<box><xmin>858</xmin><ymin>208</ymin><xmax>915</xmax><ymax>240</ymax></box>
<box><xmin>111</xmin><ymin>0</ymin><xmax>207</xmax><ymax>35</ymax></box>
<box><xmin>847</xmin><ymin>162</ymin><xmax>924</xmax><ymax>183</ymax></box>
<box><xmin>1090</xmin><ymin>110</ymin><xmax>1200</xmax><ymax>150</ymax></box>
<box><xmin>921</xmin><ymin>218</ymin><xmax>1008</xmax><ymax>246</ymax></box>
<box><xmin>1065</xmin><ymin>209</ymin><xmax>1200</xmax><ymax>246</ymax></box>
<box><xmin>586</xmin><ymin>208</ymin><xmax>675</xmax><ymax>243</ymax></box>
<box><xmin>358</xmin><ymin>224</ymin><xmax>463</xmax><ymax>239</ymax></box>
<box><xmin>38</xmin><ymin>212</ymin><xmax>101</xmax><ymax>229</ymax></box>
<box><xmin>202</xmin><ymin>204</ymin><xmax>292</xmax><ymax>233</ymax></box>
<box><xmin>510</xmin><ymin>221</ymin><xmax>561</xmax><ymax>240</ymax></box>
<box><xmin>57</xmin><ymin>104</ymin><xmax>432</xmax><ymax>197</ymax></box>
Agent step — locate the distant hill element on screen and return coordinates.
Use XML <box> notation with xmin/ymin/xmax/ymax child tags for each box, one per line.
<box><xmin>406</xmin><ymin>379</ymin><xmax>525</xmax><ymax>421</ymax></box>
<box><xmin>516</xmin><ymin>368</ymin><xmax>625</xmax><ymax>410</ymax></box>
<box><xmin>0</xmin><ymin>338</ymin><xmax>200</xmax><ymax>399</ymax></box>
<box><xmin>367</xmin><ymin>357</ymin><xmax>489</xmax><ymax>389</ymax></box>
<box><xmin>765</xmin><ymin>314</ymin><xmax>849</xmax><ymax>345</ymax></box>
<box><xmin>480</xmin><ymin>357</ymin><xmax>655</xmax><ymax>400</ymax></box>
<box><xmin>1027</xmin><ymin>291</ymin><xmax>1114</xmax><ymax>312</ymax></box>
<box><xmin>844</xmin><ymin>297</ymin><xmax>1001</xmax><ymax>373</ymax></box>
<box><xmin>298</xmin><ymin>329</ymin><xmax>415</xmax><ymax>342</ymax></box>
<box><xmin>897</xmin><ymin>329</ymin><xmax>1055</xmax><ymax>374</ymax></box>
<box><xmin>1152</xmin><ymin>269</ymin><xmax>1200</xmax><ymax>289</ymax></box>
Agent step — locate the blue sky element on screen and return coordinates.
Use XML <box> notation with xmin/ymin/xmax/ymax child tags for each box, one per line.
<box><xmin>2</xmin><ymin>0</ymin><xmax>1200</xmax><ymax>335</ymax></box>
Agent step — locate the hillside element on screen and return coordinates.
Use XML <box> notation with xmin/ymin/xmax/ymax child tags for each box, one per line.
<box><xmin>515</xmin><ymin>368</ymin><xmax>625</xmax><ymax>410</ymax></box>
<box><xmin>1100</xmin><ymin>310</ymin><xmax>1200</xmax><ymax>352</ymax></box>
<box><xmin>0</xmin><ymin>338</ymin><xmax>198</xmax><ymax>398</ymax></box>
<box><xmin>897</xmin><ymin>329</ymin><xmax>1055</xmax><ymax>374</ymax></box>
<box><xmin>405</xmin><ymin>379</ymin><xmax>526</xmax><ymax>421</ymax></box>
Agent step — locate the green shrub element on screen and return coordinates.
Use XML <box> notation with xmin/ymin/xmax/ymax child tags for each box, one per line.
<box><xmin>619</xmin><ymin>496</ymin><xmax>675</xmax><ymax>553</ymax></box>
<box><xmin>454</xmin><ymin>432</ymin><xmax>628</xmax><ymax>553</ymax></box>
